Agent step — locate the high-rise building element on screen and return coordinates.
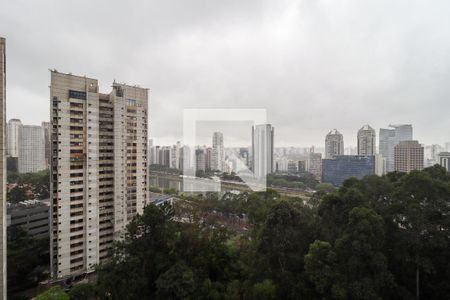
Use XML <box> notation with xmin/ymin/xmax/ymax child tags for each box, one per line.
<box><xmin>298</xmin><ymin>160</ymin><xmax>308</xmax><ymax>172</ymax></box>
<box><xmin>438</xmin><ymin>152</ymin><xmax>450</xmax><ymax>171</ymax></box>
<box><xmin>308</xmin><ymin>152</ymin><xmax>322</xmax><ymax>181</ymax></box>
<box><xmin>195</xmin><ymin>148</ymin><xmax>206</xmax><ymax>172</ymax></box>
<box><xmin>239</xmin><ymin>147</ymin><xmax>249</xmax><ymax>167</ymax></box>
<box><xmin>252</xmin><ymin>124</ymin><xmax>274</xmax><ymax>178</ymax></box>
<box><xmin>42</xmin><ymin>121</ymin><xmax>51</xmax><ymax>168</ymax></box>
<box><xmin>379</xmin><ymin>124</ymin><xmax>413</xmax><ymax>172</ymax></box>
<box><xmin>7</xmin><ymin>118</ymin><xmax>22</xmax><ymax>158</ymax></box>
<box><xmin>170</xmin><ymin>142</ymin><xmax>181</xmax><ymax>169</ymax></box>
<box><xmin>287</xmin><ymin>160</ymin><xmax>298</xmax><ymax>173</ymax></box>
<box><xmin>50</xmin><ymin>71</ymin><xmax>148</xmax><ymax>279</ymax></box>
<box><xmin>18</xmin><ymin>125</ymin><xmax>46</xmax><ymax>173</ymax></box>
<box><xmin>211</xmin><ymin>132</ymin><xmax>224</xmax><ymax>171</ymax></box>
<box><xmin>374</xmin><ymin>154</ymin><xmax>386</xmax><ymax>176</ymax></box>
<box><xmin>205</xmin><ymin>147</ymin><xmax>212</xmax><ymax>171</ymax></box>
<box><xmin>445</xmin><ymin>142</ymin><xmax>450</xmax><ymax>152</ymax></box>
<box><xmin>424</xmin><ymin>144</ymin><xmax>442</xmax><ymax>167</ymax></box>
<box><xmin>158</xmin><ymin>146</ymin><xmax>171</xmax><ymax>167</ymax></box>
<box><xmin>357</xmin><ymin>125</ymin><xmax>376</xmax><ymax>155</ymax></box>
<box><xmin>394</xmin><ymin>140</ymin><xmax>424</xmax><ymax>173</ymax></box>
<box><xmin>325</xmin><ymin>129</ymin><xmax>344</xmax><ymax>159</ymax></box>
<box><xmin>180</xmin><ymin>145</ymin><xmax>192</xmax><ymax>171</ymax></box>
<box><xmin>0</xmin><ymin>36</ymin><xmax>7</xmax><ymax>299</ymax></box>
<box><xmin>322</xmin><ymin>155</ymin><xmax>375</xmax><ymax>186</ymax></box>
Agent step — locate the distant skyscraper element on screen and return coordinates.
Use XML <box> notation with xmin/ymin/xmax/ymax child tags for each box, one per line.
<box><xmin>159</xmin><ymin>146</ymin><xmax>171</xmax><ymax>167</ymax></box>
<box><xmin>180</xmin><ymin>145</ymin><xmax>192</xmax><ymax>170</ymax></box>
<box><xmin>357</xmin><ymin>125</ymin><xmax>376</xmax><ymax>155</ymax></box>
<box><xmin>239</xmin><ymin>147</ymin><xmax>249</xmax><ymax>167</ymax></box>
<box><xmin>287</xmin><ymin>160</ymin><xmax>298</xmax><ymax>173</ymax></box>
<box><xmin>252</xmin><ymin>124</ymin><xmax>274</xmax><ymax>178</ymax></box>
<box><xmin>211</xmin><ymin>132</ymin><xmax>224</xmax><ymax>171</ymax></box>
<box><xmin>0</xmin><ymin>36</ymin><xmax>6</xmax><ymax>299</ymax></box>
<box><xmin>394</xmin><ymin>140</ymin><xmax>424</xmax><ymax>173</ymax></box>
<box><xmin>374</xmin><ymin>154</ymin><xmax>386</xmax><ymax>176</ymax></box>
<box><xmin>379</xmin><ymin>124</ymin><xmax>413</xmax><ymax>172</ymax></box>
<box><xmin>170</xmin><ymin>142</ymin><xmax>181</xmax><ymax>169</ymax></box>
<box><xmin>205</xmin><ymin>147</ymin><xmax>212</xmax><ymax>171</ymax></box>
<box><xmin>424</xmin><ymin>144</ymin><xmax>442</xmax><ymax>167</ymax></box>
<box><xmin>438</xmin><ymin>152</ymin><xmax>450</xmax><ymax>171</ymax></box>
<box><xmin>322</xmin><ymin>155</ymin><xmax>375</xmax><ymax>186</ymax></box>
<box><xmin>298</xmin><ymin>160</ymin><xmax>308</xmax><ymax>172</ymax></box>
<box><xmin>308</xmin><ymin>152</ymin><xmax>322</xmax><ymax>181</ymax></box>
<box><xmin>50</xmin><ymin>71</ymin><xmax>148</xmax><ymax>279</ymax></box>
<box><xmin>325</xmin><ymin>129</ymin><xmax>344</xmax><ymax>159</ymax></box>
<box><xmin>7</xmin><ymin>118</ymin><xmax>22</xmax><ymax>158</ymax></box>
<box><xmin>196</xmin><ymin>148</ymin><xmax>206</xmax><ymax>172</ymax></box>
<box><xmin>18</xmin><ymin>125</ymin><xmax>46</xmax><ymax>173</ymax></box>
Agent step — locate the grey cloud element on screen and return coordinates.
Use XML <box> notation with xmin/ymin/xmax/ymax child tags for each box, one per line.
<box><xmin>1</xmin><ymin>0</ymin><xmax>450</xmax><ymax>147</ymax></box>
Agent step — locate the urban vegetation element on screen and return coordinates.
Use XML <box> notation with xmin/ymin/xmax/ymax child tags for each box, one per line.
<box><xmin>8</xmin><ymin>226</ymin><xmax>49</xmax><ymax>299</ymax></box>
<box><xmin>7</xmin><ymin>169</ymin><xmax>50</xmax><ymax>203</ymax></box>
<box><xmin>267</xmin><ymin>173</ymin><xmax>319</xmax><ymax>190</ymax></box>
<box><xmin>33</xmin><ymin>165</ymin><xmax>449</xmax><ymax>300</ymax></box>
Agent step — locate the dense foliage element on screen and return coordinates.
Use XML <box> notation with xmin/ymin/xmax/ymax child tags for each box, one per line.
<box><xmin>36</xmin><ymin>286</ymin><xmax>69</xmax><ymax>300</ymax></box>
<box><xmin>7</xmin><ymin>169</ymin><xmax>50</xmax><ymax>202</ymax></box>
<box><xmin>7</xmin><ymin>226</ymin><xmax>49</xmax><ymax>297</ymax></box>
<box><xmin>267</xmin><ymin>173</ymin><xmax>319</xmax><ymax>190</ymax></box>
<box><xmin>94</xmin><ymin>165</ymin><xmax>450</xmax><ymax>299</ymax></box>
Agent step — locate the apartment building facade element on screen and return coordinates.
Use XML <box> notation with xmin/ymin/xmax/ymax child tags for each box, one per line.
<box><xmin>0</xmin><ymin>36</ymin><xmax>7</xmax><ymax>299</ymax></box>
<box><xmin>394</xmin><ymin>140</ymin><xmax>424</xmax><ymax>173</ymax></box>
<box><xmin>50</xmin><ymin>71</ymin><xmax>148</xmax><ymax>279</ymax></box>
<box><xmin>18</xmin><ymin>125</ymin><xmax>46</xmax><ymax>173</ymax></box>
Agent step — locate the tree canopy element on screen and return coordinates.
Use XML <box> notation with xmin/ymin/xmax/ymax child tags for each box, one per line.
<box><xmin>90</xmin><ymin>165</ymin><xmax>450</xmax><ymax>299</ymax></box>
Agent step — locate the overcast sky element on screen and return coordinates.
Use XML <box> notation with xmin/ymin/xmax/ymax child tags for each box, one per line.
<box><xmin>1</xmin><ymin>0</ymin><xmax>450</xmax><ymax>147</ymax></box>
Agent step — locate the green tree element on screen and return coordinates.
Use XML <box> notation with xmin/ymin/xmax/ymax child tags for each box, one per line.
<box><xmin>390</xmin><ymin>167</ymin><xmax>450</xmax><ymax>300</ymax></box>
<box><xmin>7</xmin><ymin>226</ymin><xmax>49</xmax><ymax>294</ymax></box>
<box><xmin>68</xmin><ymin>283</ymin><xmax>96</xmax><ymax>300</ymax></box>
<box><xmin>155</xmin><ymin>262</ymin><xmax>196</xmax><ymax>299</ymax></box>
<box><xmin>7</xmin><ymin>186</ymin><xmax>29</xmax><ymax>203</ymax></box>
<box><xmin>97</xmin><ymin>204</ymin><xmax>176</xmax><ymax>299</ymax></box>
<box><xmin>256</xmin><ymin>201</ymin><xmax>314</xmax><ymax>298</ymax></box>
<box><xmin>36</xmin><ymin>286</ymin><xmax>69</xmax><ymax>300</ymax></box>
<box><xmin>252</xmin><ymin>280</ymin><xmax>276</xmax><ymax>300</ymax></box>
<box><xmin>305</xmin><ymin>240</ymin><xmax>345</xmax><ymax>299</ymax></box>
<box><xmin>315</xmin><ymin>182</ymin><xmax>336</xmax><ymax>194</ymax></box>
<box><xmin>336</xmin><ymin>207</ymin><xmax>393</xmax><ymax>300</ymax></box>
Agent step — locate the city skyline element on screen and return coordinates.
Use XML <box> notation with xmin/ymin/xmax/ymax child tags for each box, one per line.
<box><xmin>2</xmin><ymin>1</ymin><xmax>450</xmax><ymax>147</ymax></box>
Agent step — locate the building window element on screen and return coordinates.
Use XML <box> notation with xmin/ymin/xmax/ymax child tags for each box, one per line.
<box><xmin>69</xmin><ymin>90</ymin><xmax>87</xmax><ymax>100</ymax></box>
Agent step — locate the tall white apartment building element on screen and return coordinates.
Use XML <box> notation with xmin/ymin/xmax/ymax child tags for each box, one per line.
<box><xmin>0</xmin><ymin>36</ymin><xmax>7</xmax><ymax>299</ymax></box>
<box><xmin>171</xmin><ymin>141</ymin><xmax>181</xmax><ymax>169</ymax></box>
<box><xmin>211</xmin><ymin>132</ymin><xmax>224</xmax><ymax>171</ymax></box>
<box><xmin>7</xmin><ymin>118</ymin><xmax>22</xmax><ymax>157</ymax></box>
<box><xmin>50</xmin><ymin>71</ymin><xmax>148</xmax><ymax>279</ymax></box>
<box><xmin>18</xmin><ymin>125</ymin><xmax>46</xmax><ymax>173</ymax></box>
<box><xmin>252</xmin><ymin>124</ymin><xmax>274</xmax><ymax>178</ymax></box>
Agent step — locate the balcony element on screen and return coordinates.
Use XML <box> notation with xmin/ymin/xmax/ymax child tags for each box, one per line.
<box><xmin>70</xmin><ymin>153</ymin><xmax>86</xmax><ymax>162</ymax></box>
